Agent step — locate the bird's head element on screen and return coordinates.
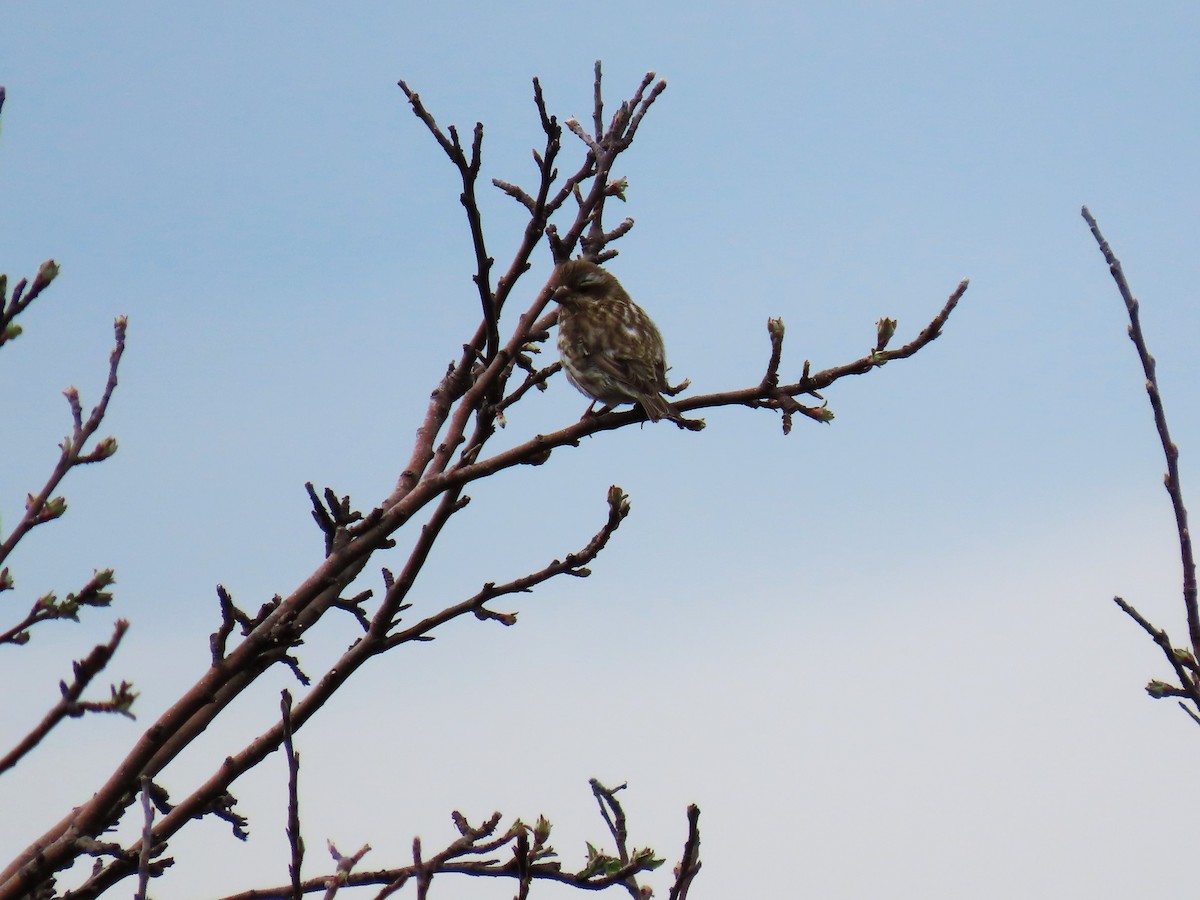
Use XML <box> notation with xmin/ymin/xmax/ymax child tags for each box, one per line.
<box><xmin>552</xmin><ymin>259</ymin><xmax>621</xmax><ymax>309</ymax></box>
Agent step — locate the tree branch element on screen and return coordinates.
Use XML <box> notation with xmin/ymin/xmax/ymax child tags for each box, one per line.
<box><xmin>215</xmin><ymin>783</ymin><xmax>688</xmax><ymax>900</ymax></box>
<box><xmin>0</xmin><ymin>65</ymin><xmax>961</xmax><ymax>900</ymax></box>
<box><xmin>384</xmin><ymin>484</ymin><xmax>629</xmax><ymax>647</ymax></box>
<box><xmin>1083</xmin><ymin>207</ymin><xmax>1200</xmax><ymax>721</ymax></box>
<box><xmin>0</xmin><ymin>619</ymin><xmax>134</xmax><ymax>776</ymax></box>
<box><xmin>282</xmin><ymin>691</ymin><xmax>305</xmax><ymax>900</ymax></box>
<box><xmin>398</xmin><ymin>84</ymin><xmax>498</xmax><ymax>362</ymax></box>
<box><xmin>667</xmin><ymin>805</ymin><xmax>702</xmax><ymax>900</ymax></box>
<box><xmin>0</xmin><ymin>317</ymin><xmax>125</xmax><ymax>569</ymax></box>
<box><xmin>52</xmin><ymin>485</ymin><xmax>632</xmax><ymax>898</ymax></box>
<box><xmin>0</xmin><ymin>259</ymin><xmax>61</xmax><ymax>348</ymax></box>
<box><xmin>1082</xmin><ymin>206</ymin><xmax>1198</xmax><ymax>658</ymax></box>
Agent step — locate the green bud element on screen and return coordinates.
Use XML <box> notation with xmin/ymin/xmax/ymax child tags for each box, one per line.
<box><xmin>876</xmin><ymin>317</ymin><xmax>897</xmax><ymax>347</ymax></box>
<box><xmin>1171</xmin><ymin>647</ymin><xmax>1196</xmax><ymax>667</ymax></box>
<box><xmin>1146</xmin><ymin>679</ymin><xmax>1174</xmax><ymax>698</ymax></box>
<box><xmin>31</xmin><ymin>259</ymin><xmax>60</xmax><ymax>294</ymax></box>
<box><xmin>3</xmin><ymin>322</ymin><xmax>21</xmax><ymax>341</ymax></box>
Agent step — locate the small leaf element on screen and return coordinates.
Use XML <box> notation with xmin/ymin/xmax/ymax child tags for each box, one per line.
<box><xmin>606</xmin><ymin>177</ymin><xmax>629</xmax><ymax>201</ymax></box>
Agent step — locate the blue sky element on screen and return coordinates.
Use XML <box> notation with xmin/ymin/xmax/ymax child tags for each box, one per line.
<box><xmin>3</xmin><ymin>3</ymin><xmax>1200</xmax><ymax>897</ymax></box>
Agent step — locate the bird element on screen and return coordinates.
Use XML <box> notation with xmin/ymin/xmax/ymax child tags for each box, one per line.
<box><xmin>552</xmin><ymin>258</ymin><xmax>696</xmax><ymax>428</ymax></box>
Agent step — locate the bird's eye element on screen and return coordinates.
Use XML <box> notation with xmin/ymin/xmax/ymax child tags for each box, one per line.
<box><xmin>578</xmin><ymin>273</ymin><xmax>603</xmax><ymax>291</ymax></box>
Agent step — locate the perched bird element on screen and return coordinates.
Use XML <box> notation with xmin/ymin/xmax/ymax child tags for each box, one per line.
<box><xmin>552</xmin><ymin>259</ymin><xmax>693</xmax><ymax>427</ymax></box>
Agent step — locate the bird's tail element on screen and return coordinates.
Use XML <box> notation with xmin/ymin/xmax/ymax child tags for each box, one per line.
<box><xmin>638</xmin><ymin>392</ymin><xmax>672</xmax><ymax>422</ymax></box>
<box><xmin>639</xmin><ymin>394</ymin><xmax>704</xmax><ymax>431</ymax></box>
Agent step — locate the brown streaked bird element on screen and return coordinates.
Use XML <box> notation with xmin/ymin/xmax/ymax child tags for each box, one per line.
<box><xmin>552</xmin><ymin>258</ymin><xmax>690</xmax><ymax>426</ymax></box>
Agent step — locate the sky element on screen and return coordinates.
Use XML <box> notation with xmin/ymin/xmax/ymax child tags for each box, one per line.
<box><xmin>3</xmin><ymin>2</ymin><xmax>1200</xmax><ymax>897</ymax></box>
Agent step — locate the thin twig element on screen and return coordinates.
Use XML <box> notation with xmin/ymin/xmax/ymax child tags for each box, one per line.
<box><xmin>1112</xmin><ymin>594</ymin><xmax>1200</xmax><ymax>707</ymax></box>
<box><xmin>0</xmin><ymin>568</ymin><xmax>115</xmax><ymax>647</ymax></box>
<box><xmin>216</xmin><ymin>788</ymin><xmax>682</xmax><ymax>900</ymax></box>
<box><xmin>1082</xmin><ymin>206</ymin><xmax>1199</xmax><ymax>657</ymax></box>
<box><xmin>589</xmin><ymin>779</ymin><xmax>642</xmax><ymax>899</ymax></box>
<box><xmin>220</xmin><ymin>851</ymin><xmax>658</xmax><ymax>899</ymax></box>
<box><xmin>1178</xmin><ymin>702</ymin><xmax>1200</xmax><ymax>728</ymax></box>
<box><xmin>397</xmin><ymin>83</ymin><xmax>498</xmax><ymax>361</ymax></box>
<box><xmin>0</xmin><ymin>259</ymin><xmax>61</xmax><ymax>348</ymax></box>
<box><xmin>589</xmin><ymin>779</ymin><xmax>630</xmax><ymax>862</ymax></box>
<box><xmin>322</xmin><ymin>842</ymin><xmax>370</xmax><ymax>900</ymax></box>
<box><xmin>384</xmin><ymin>485</ymin><xmax>629</xmax><ymax>647</ymax></box>
<box><xmin>497</xmin><ymin>361</ymin><xmax>562</xmax><ymax>414</ymax></box>
<box><xmin>281</xmin><ymin>691</ymin><xmax>304</xmax><ymax>900</ymax></box>
<box><xmin>0</xmin><ymin>620</ymin><xmax>133</xmax><ymax>775</ymax></box>
<box><xmin>667</xmin><ymin>805</ymin><xmax>702</xmax><ymax>900</ymax></box>
<box><xmin>133</xmin><ymin>777</ymin><xmax>154</xmax><ymax>900</ymax></box>
<box><xmin>0</xmin><ymin>317</ymin><xmax>126</xmax><ymax>566</ymax></box>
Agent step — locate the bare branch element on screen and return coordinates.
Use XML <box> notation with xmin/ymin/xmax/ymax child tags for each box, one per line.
<box><xmin>216</xmin><ymin>785</ymin><xmax>685</xmax><ymax>900</ymax></box>
<box><xmin>1083</xmin><ymin>207</ymin><xmax>1200</xmax><ymax>728</ymax></box>
<box><xmin>667</xmin><ymin>805</ymin><xmax>702</xmax><ymax>900</ymax></box>
<box><xmin>282</xmin><ymin>691</ymin><xmax>304</xmax><ymax>900</ymax></box>
<box><xmin>398</xmin><ymin>82</ymin><xmax>498</xmax><ymax>361</ymax></box>
<box><xmin>497</xmin><ymin>359</ymin><xmax>562</xmax><ymax>418</ymax></box>
<box><xmin>591</xmin><ymin>61</ymin><xmax>604</xmax><ymax>139</ymax></box>
<box><xmin>384</xmin><ymin>485</ymin><xmax>630</xmax><ymax>648</ymax></box>
<box><xmin>491</xmin><ymin>177</ymin><xmax>536</xmax><ymax>212</ymax></box>
<box><xmin>133</xmin><ymin>778</ymin><xmax>155</xmax><ymax>900</ymax></box>
<box><xmin>587</xmin><ymin>779</ymin><xmax>664</xmax><ymax>899</ymax></box>
<box><xmin>0</xmin><ymin>316</ymin><xmax>126</xmax><ymax>571</ymax></box>
<box><xmin>394</xmin><ymin>81</ymin><xmax>459</xmax><ymax>161</ymax></box>
<box><xmin>1179</xmin><ymin>702</ymin><xmax>1200</xmax><ymax>728</ymax></box>
<box><xmin>1083</xmin><ymin>206</ymin><xmax>1198</xmax><ymax>657</ymax></box>
<box><xmin>0</xmin><ymin>620</ymin><xmax>133</xmax><ymax>776</ymax></box>
<box><xmin>322</xmin><ymin>841</ymin><xmax>370</xmax><ymax>900</ymax></box>
<box><xmin>1113</xmin><ymin>595</ymin><xmax>1200</xmax><ymax>708</ymax></box>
